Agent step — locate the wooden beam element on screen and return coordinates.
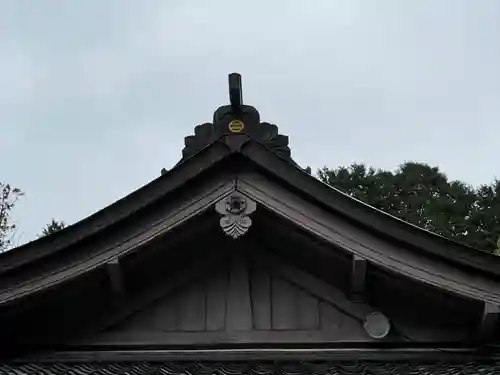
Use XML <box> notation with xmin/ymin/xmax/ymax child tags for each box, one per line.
<box><xmin>69</xmin><ymin>329</ymin><xmax>376</xmax><ymax>347</ymax></box>
<box><xmin>351</xmin><ymin>255</ymin><xmax>367</xmax><ymax>302</ymax></box>
<box><xmin>478</xmin><ymin>302</ymin><xmax>500</xmax><ymax>340</ymax></box>
<box><xmin>106</xmin><ymin>258</ymin><xmax>125</xmax><ymax>296</ymax></box>
<box><xmin>15</xmin><ymin>347</ymin><xmax>487</xmax><ymax>363</ymax></box>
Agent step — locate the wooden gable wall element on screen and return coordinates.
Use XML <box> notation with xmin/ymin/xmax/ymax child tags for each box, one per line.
<box><xmin>78</xmin><ymin>242</ymin><xmax>374</xmax><ymax>347</ymax></box>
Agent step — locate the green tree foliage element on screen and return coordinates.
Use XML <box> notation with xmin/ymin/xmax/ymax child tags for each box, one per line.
<box><xmin>318</xmin><ymin>162</ymin><xmax>500</xmax><ymax>253</ymax></box>
<box><xmin>39</xmin><ymin>219</ymin><xmax>66</xmax><ymax>238</ymax></box>
<box><xmin>468</xmin><ymin>180</ymin><xmax>500</xmax><ymax>250</ymax></box>
<box><xmin>0</xmin><ymin>183</ymin><xmax>23</xmax><ymax>252</ymax></box>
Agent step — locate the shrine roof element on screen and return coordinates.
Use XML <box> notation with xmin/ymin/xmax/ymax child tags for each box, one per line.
<box><xmin>0</xmin><ymin>73</ymin><xmax>499</xmax><ymax>280</ymax></box>
<box><xmin>1</xmin><ymin>74</ymin><xmax>500</xmax><ymax>364</ymax></box>
<box><xmin>2</xmin><ymin>360</ymin><xmax>500</xmax><ymax>375</ymax></box>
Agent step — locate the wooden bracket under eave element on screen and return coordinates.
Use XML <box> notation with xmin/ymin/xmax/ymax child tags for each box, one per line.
<box><xmin>106</xmin><ymin>258</ymin><xmax>126</xmax><ymax>297</ymax></box>
<box><xmin>351</xmin><ymin>255</ymin><xmax>367</xmax><ymax>302</ymax></box>
<box><xmin>478</xmin><ymin>302</ymin><xmax>500</xmax><ymax>341</ymax></box>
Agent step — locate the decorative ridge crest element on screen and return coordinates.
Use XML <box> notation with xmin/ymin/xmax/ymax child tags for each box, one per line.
<box><xmin>180</xmin><ymin>73</ymin><xmax>295</xmax><ymax>164</ymax></box>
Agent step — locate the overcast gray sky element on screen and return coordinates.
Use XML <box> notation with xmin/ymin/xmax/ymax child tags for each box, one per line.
<box><xmin>1</xmin><ymin>0</ymin><xmax>499</xmax><ymax>245</ymax></box>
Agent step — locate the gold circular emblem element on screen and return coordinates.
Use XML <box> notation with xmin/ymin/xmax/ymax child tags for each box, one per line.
<box><xmin>228</xmin><ymin>120</ymin><xmax>244</xmax><ymax>133</ymax></box>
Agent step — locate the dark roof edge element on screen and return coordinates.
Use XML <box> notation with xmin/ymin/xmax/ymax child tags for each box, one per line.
<box><xmin>240</xmin><ymin>141</ymin><xmax>500</xmax><ymax>277</ymax></box>
<box><xmin>0</xmin><ymin>141</ymin><xmax>232</xmax><ymax>273</ymax></box>
<box><xmin>8</xmin><ymin>347</ymin><xmax>498</xmax><ymax>363</ymax></box>
<box><xmin>2</xmin><ymin>136</ymin><xmax>499</xmax><ymax>278</ymax></box>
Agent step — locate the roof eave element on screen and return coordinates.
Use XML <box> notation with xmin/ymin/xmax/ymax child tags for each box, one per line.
<box><xmin>239</xmin><ymin>141</ymin><xmax>500</xmax><ymax>278</ymax></box>
<box><xmin>0</xmin><ymin>141</ymin><xmax>232</xmax><ymax>274</ymax></box>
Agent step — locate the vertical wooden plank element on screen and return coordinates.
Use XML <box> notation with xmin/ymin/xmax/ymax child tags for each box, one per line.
<box><xmin>178</xmin><ymin>282</ymin><xmax>206</xmax><ymax>331</ymax></box>
<box><xmin>319</xmin><ymin>301</ymin><xmax>342</xmax><ymax>333</ymax></box>
<box><xmin>160</xmin><ymin>293</ymin><xmax>179</xmax><ymax>331</ymax></box>
<box><xmin>271</xmin><ymin>277</ymin><xmax>298</xmax><ymax>330</ymax></box>
<box><xmin>296</xmin><ymin>288</ymin><xmax>319</xmax><ymax>330</ymax></box>
<box><xmin>250</xmin><ymin>265</ymin><xmax>271</xmax><ymax>330</ymax></box>
<box><xmin>206</xmin><ymin>268</ymin><xmax>228</xmax><ymax>331</ymax></box>
<box><xmin>225</xmin><ymin>254</ymin><xmax>253</xmax><ymax>331</ymax></box>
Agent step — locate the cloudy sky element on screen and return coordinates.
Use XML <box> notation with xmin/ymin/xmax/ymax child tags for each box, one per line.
<box><xmin>1</xmin><ymin>1</ymin><xmax>499</xmax><ymax>245</ymax></box>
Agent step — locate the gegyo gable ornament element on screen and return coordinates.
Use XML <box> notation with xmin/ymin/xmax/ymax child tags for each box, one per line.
<box><xmin>215</xmin><ymin>192</ymin><xmax>256</xmax><ymax>239</ymax></box>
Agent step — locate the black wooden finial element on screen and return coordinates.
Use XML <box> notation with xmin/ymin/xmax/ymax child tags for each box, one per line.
<box><xmin>228</xmin><ymin>73</ymin><xmax>243</xmax><ymax>112</ymax></box>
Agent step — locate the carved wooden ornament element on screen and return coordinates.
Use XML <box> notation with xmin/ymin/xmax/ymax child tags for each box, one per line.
<box><xmin>215</xmin><ymin>192</ymin><xmax>256</xmax><ymax>239</ymax></box>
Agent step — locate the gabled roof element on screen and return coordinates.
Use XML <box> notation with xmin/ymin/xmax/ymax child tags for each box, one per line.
<box><xmin>3</xmin><ymin>74</ymin><xmax>500</xmax><ymax>369</ymax></box>
<box><xmin>2</xmin><ymin>139</ymin><xmax>499</xmax><ymax>271</ymax></box>
<box><xmin>1</xmin><ymin>73</ymin><xmax>500</xmax><ymax>307</ymax></box>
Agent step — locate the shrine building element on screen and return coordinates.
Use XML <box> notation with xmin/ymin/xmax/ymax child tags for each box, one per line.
<box><xmin>1</xmin><ymin>74</ymin><xmax>500</xmax><ymax>374</ymax></box>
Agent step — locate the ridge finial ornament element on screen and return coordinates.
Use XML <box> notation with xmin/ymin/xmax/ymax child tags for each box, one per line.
<box><xmin>179</xmin><ymin>73</ymin><xmax>297</xmax><ymax>166</ymax></box>
<box><xmin>228</xmin><ymin>72</ymin><xmax>243</xmax><ymax>112</ymax></box>
<box><xmin>215</xmin><ymin>192</ymin><xmax>256</xmax><ymax>239</ymax></box>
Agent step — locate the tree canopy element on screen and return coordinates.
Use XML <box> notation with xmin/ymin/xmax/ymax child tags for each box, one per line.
<box><xmin>38</xmin><ymin>219</ymin><xmax>66</xmax><ymax>238</ymax></box>
<box><xmin>0</xmin><ymin>182</ymin><xmax>65</xmax><ymax>252</ymax></box>
<box><xmin>318</xmin><ymin>162</ymin><xmax>500</xmax><ymax>253</ymax></box>
<box><xmin>0</xmin><ymin>183</ymin><xmax>23</xmax><ymax>252</ymax></box>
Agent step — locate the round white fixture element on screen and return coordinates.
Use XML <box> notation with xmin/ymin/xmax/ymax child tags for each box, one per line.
<box><xmin>363</xmin><ymin>312</ymin><xmax>391</xmax><ymax>339</ymax></box>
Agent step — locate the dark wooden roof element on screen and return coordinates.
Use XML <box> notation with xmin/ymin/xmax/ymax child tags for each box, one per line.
<box><xmin>1</xmin><ymin>74</ymin><xmax>499</xmax><ymax>366</ymax></box>
<box><xmin>2</xmin><ymin>360</ymin><xmax>500</xmax><ymax>375</ymax></box>
<box><xmin>2</xmin><ymin>134</ymin><xmax>499</xmax><ymax>274</ymax></box>
<box><xmin>1</xmin><ymin>137</ymin><xmax>500</xmax><ymax>304</ymax></box>
<box><xmin>3</xmin><ymin>76</ymin><xmax>498</xmax><ymax>280</ymax></box>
